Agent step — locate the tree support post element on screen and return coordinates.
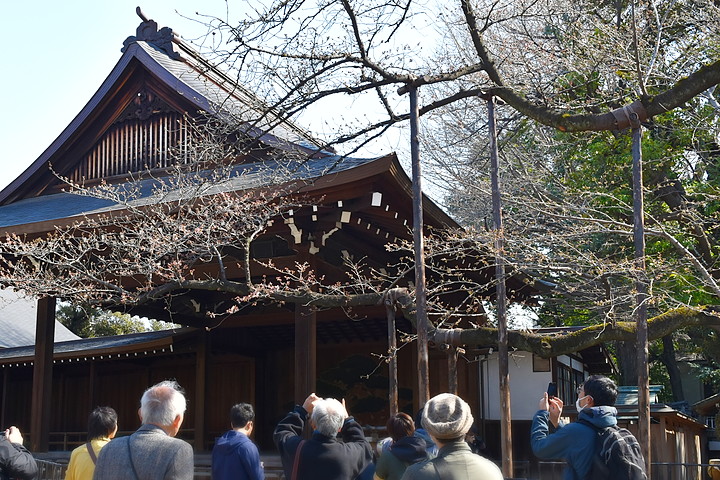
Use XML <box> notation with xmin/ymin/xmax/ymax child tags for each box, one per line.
<box><xmin>386</xmin><ymin>301</ymin><xmax>399</xmax><ymax>416</ymax></box>
<box><xmin>487</xmin><ymin>95</ymin><xmax>513</xmax><ymax>477</ymax></box>
<box><xmin>631</xmin><ymin>119</ymin><xmax>651</xmax><ymax>470</ymax></box>
<box><xmin>408</xmin><ymin>84</ymin><xmax>430</xmax><ymax>407</ymax></box>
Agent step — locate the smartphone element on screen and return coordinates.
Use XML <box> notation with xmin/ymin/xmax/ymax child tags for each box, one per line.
<box><xmin>547</xmin><ymin>382</ymin><xmax>558</xmax><ymax>398</ymax></box>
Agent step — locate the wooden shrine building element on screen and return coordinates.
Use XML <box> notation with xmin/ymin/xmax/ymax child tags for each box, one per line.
<box><xmin>0</xmin><ymin>15</ymin><xmax>533</xmax><ymax>454</ymax></box>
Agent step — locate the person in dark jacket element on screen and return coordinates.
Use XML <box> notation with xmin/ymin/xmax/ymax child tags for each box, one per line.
<box><xmin>212</xmin><ymin>403</ymin><xmax>263</xmax><ymax>480</ymax></box>
<box><xmin>374</xmin><ymin>412</ymin><xmax>427</xmax><ymax>480</ymax></box>
<box><xmin>531</xmin><ymin>375</ymin><xmax>622</xmax><ymax>480</ymax></box>
<box><xmin>273</xmin><ymin>393</ymin><xmax>372</xmax><ymax>480</ymax></box>
<box><xmin>0</xmin><ymin>426</ymin><xmax>37</xmax><ymax>480</ymax></box>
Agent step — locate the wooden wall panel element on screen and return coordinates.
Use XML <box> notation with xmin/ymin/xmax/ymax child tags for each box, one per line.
<box><xmin>206</xmin><ymin>354</ymin><xmax>256</xmax><ymax>446</ymax></box>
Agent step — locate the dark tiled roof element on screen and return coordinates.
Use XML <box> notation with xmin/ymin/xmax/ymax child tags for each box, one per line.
<box><xmin>0</xmin><ymin>328</ymin><xmax>188</xmax><ymax>363</ymax></box>
<box><xmin>0</xmin><ymin>155</ymin><xmax>378</xmax><ymax>228</ymax></box>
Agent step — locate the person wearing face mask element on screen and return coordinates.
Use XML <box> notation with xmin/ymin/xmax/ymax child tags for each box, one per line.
<box><xmin>530</xmin><ymin>375</ymin><xmax>620</xmax><ymax>480</ymax></box>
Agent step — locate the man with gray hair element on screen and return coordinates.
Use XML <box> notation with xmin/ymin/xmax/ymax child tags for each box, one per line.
<box><xmin>273</xmin><ymin>392</ymin><xmax>372</xmax><ymax>480</ymax></box>
<box><xmin>93</xmin><ymin>380</ymin><xmax>194</xmax><ymax>480</ymax></box>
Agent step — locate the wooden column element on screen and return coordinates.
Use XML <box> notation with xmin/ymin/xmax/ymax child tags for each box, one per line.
<box><xmin>31</xmin><ymin>296</ymin><xmax>56</xmax><ymax>452</ymax></box>
<box><xmin>195</xmin><ymin>330</ymin><xmax>208</xmax><ymax>451</ymax></box>
<box><xmin>1</xmin><ymin>367</ymin><xmax>7</xmax><ymax>428</ymax></box>
<box><xmin>294</xmin><ymin>304</ymin><xmax>316</xmax><ymax>404</ymax></box>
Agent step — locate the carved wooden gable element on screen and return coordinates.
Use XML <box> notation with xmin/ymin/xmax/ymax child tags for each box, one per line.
<box><xmin>67</xmin><ymin>88</ymin><xmax>192</xmax><ymax>183</ymax></box>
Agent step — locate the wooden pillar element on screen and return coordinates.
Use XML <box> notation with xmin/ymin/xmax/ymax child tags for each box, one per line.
<box><xmin>294</xmin><ymin>304</ymin><xmax>316</xmax><ymax>404</ymax></box>
<box><xmin>31</xmin><ymin>296</ymin><xmax>56</xmax><ymax>452</ymax></box>
<box><xmin>195</xmin><ymin>330</ymin><xmax>208</xmax><ymax>451</ymax></box>
<box><xmin>89</xmin><ymin>361</ymin><xmax>97</xmax><ymax>410</ymax></box>
<box><xmin>1</xmin><ymin>367</ymin><xmax>7</xmax><ymax>428</ymax></box>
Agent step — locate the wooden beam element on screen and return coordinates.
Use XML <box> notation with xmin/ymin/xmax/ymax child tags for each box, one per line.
<box><xmin>294</xmin><ymin>304</ymin><xmax>316</xmax><ymax>404</ymax></box>
<box><xmin>30</xmin><ymin>296</ymin><xmax>56</xmax><ymax>452</ymax></box>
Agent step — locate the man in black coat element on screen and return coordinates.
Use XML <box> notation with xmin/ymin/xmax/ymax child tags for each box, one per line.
<box><xmin>273</xmin><ymin>393</ymin><xmax>372</xmax><ymax>480</ymax></box>
<box><xmin>0</xmin><ymin>426</ymin><xmax>37</xmax><ymax>480</ymax></box>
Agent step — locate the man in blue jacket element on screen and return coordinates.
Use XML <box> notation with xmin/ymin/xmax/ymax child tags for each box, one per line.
<box><xmin>531</xmin><ymin>375</ymin><xmax>619</xmax><ymax>480</ymax></box>
<box><xmin>212</xmin><ymin>403</ymin><xmax>264</xmax><ymax>480</ymax></box>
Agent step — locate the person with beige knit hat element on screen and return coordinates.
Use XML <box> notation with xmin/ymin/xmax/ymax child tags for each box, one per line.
<box><xmin>400</xmin><ymin>393</ymin><xmax>503</xmax><ymax>480</ymax></box>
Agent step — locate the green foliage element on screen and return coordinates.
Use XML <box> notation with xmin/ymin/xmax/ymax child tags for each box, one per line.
<box><xmin>56</xmin><ymin>302</ymin><xmax>177</xmax><ymax>338</ymax></box>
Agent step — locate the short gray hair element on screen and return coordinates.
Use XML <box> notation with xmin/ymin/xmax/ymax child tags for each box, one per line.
<box><xmin>311</xmin><ymin>398</ymin><xmax>346</xmax><ymax>437</ymax></box>
<box><xmin>140</xmin><ymin>380</ymin><xmax>187</xmax><ymax>426</ymax></box>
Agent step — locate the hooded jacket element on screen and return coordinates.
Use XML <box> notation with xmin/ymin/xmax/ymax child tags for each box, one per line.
<box><xmin>531</xmin><ymin>405</ymin><xmax>618</xmax><ymax>480</ymax></box>
<box><xmin>211</xmin><ymin>430</ymin><xmax>264</xmax><ymax>480</ymax></box>
<box><xmin>375</xmin><ymin>435</ymin><xmax>428</xmax><ymax>480</ymax></box>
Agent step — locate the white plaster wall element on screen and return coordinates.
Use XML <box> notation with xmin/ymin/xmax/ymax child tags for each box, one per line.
<box><xmin>481</xmin><ymin>350</ymin><xmax>553</xmax><ymax>421</ymax></box>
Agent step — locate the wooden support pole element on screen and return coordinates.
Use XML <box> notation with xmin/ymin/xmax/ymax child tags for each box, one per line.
<box><xmin>195</xmin><ymin>329</ymin><xmax>208</xmax><ymax>451</ymax></box>
<box><xmin>294</xmin><ymin>304</ymin><xmax>317</xmax><ymax>404</ymax></box>
<box><xmin>487</xmin><ymin>96</ymin><xmax>513</xmax><ymax>478</ymax></box>
<box><xmin>30</xmin><ymin>296</ymin><xmax>56</xmax><ymax>452</ymax></box>
<box><xmin>631</xmin><ymin>123</ymin><xmax>651</xmax><ymax>471</ymax></box>
<box><xmin>386</xmin><ymin>303</ymin><xmax>399</xmax><ymax>416</ymax></box>
<box><xmin>409</xmin><ymin>85</ymin><xmax>430</xmax><ymax>407</ymax></box>
<box><xmin>448</xmin><ymin>348</ymin><xmax>458</xmax><ymax>395</ymax></box>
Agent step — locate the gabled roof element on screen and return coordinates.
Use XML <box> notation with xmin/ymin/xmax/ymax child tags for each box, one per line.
<box><xmin>0</xmin><ymin>288</ymin><xmax>79</xmax><ymax>348</ymax></box>
<box><xmin>0</xmin><ymin>18</ymin><xmax>329</xmax><ymax>205</ymax></box>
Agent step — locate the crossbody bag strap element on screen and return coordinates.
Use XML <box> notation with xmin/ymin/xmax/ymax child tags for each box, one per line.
<box><xmin>291</xmin><ymin>439</ymin><xmax>306</xmax><ymax>480</ymax></box>
<box><xmin>85</xmin><ymin>442</ymin><xmax>98</xmax><ymax>465</ymax></box>
<box><xmin>126</xmin><ymin>436</ymin><xmax>141</xmax><ymax>480</ymax></box>
<box><xmin>433</xmin><ymin>456</ymin><xmax>452</xmax><ymax>480</ymax></box>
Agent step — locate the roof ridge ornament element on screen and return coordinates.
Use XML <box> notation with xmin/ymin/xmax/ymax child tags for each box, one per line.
<box><xmin>122</xmin><ymin>6</ymin><xmax>180</xmax><ymax>60</ymax></box>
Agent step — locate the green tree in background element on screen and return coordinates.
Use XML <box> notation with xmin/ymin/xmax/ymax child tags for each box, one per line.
<box><xmin>56</xmin><ymin>302</ymin><xmax>177</xmax><ymax>338</ymax></box>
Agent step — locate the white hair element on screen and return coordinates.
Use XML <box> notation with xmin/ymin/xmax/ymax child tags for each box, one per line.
<box><xmin>140</xmin><ymin>380</ymin><xmax>187</xmax><ymax>426</ymax></box>
<box><xmin>311</xmin><ymin>398</ymin><xmax>346</xmax><ymax>437</ymax></box>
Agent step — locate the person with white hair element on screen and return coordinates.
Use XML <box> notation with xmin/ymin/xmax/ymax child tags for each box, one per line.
<box><xmin>273</xmin><ymin>393</ymin><xmax>373</xmax><ymax>480</ymax></box>
<box><xmin>400</xmin><ymin>393</ymin><xmax>503</xmax><ymax>480</ymax></box>
<box><xmin>93</xmin><ymin>380</ymin><xmax>194</xmax><ymax>480</ymax></box>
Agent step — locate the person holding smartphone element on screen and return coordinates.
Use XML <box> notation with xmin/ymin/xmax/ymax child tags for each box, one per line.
<box><xmin>0</xmin><ymin>426</ymin><xmax>38</xmax><ymax>480</ymax></box>
<box><xmin>530</xmin><ymin>375</ymin><xmax>622</xmax><ymax>480</ymax></box>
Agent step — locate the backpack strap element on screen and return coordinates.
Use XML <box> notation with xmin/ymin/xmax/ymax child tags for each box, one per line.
<box><xmin>85</xmin><ymin>441</ymin><xmax>98</xmax><ymax>465</ymax></box>
<box><xmin>577</xmin><ymin>418</ymin><xmax>599</xmax><ymax>431</ymax></box>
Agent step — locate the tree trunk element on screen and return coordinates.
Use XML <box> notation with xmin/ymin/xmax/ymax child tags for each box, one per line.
<box><xmin>660</xmin><ymin>335</ymin><xmax>685</xmax><ymax>402</ymax></box>
<box><xmin>615</xmin><ymin>340</ymin><xmax>639</xmax><ymax>386</ymax></box>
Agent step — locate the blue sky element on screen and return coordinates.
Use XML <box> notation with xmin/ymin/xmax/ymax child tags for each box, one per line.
<box><xmin>0</xmin><ymin>0</ymin><xmax>232</xmax><ymax>191</ymax></box>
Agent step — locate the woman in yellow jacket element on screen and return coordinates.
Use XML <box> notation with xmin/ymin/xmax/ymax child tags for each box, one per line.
<box><xmin>65</xmin><ymin>407</ymin><xmax>117</xmax><ymax>480</ymax></box>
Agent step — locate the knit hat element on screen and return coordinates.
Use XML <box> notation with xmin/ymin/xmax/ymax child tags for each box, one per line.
<box><xmin>421</xmin><ymin>393</ymin><xmax>474</xmax><ymax>440</ymax></box>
